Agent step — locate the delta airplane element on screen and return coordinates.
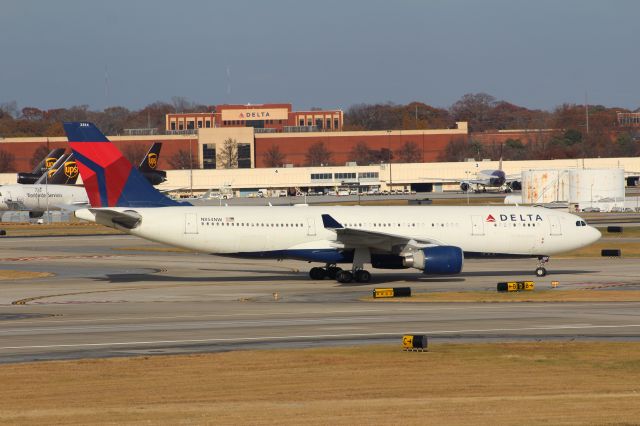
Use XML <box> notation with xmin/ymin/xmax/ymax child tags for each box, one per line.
<box><xmin>0</xmin><ymin>142</ymin><xmax>166</xmax><ymax>218</ymax></box>
<box><xmin>65</xmin><ymin>122</ymin><xmax>601</xmax><ymax>283</ymax></box>
<box><xmin>459</xmin><ymin>159</ymin><xmax>521</xmax><ymax>193</ymax></box>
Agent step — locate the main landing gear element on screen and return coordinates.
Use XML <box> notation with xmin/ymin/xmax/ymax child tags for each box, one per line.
<box><xmin>535</xmin><ymin>256</ymin><xmax>550</xmax><ymax>277</ymax></box>
<box><xmin>309</xmin><ymin>264</ymin><xmax>372</xmax><ymax>283</ymax></box>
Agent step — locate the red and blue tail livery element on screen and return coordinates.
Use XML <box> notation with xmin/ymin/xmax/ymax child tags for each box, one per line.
<box><xmin>64</xmin><ymin>122</ymin><xmax>185</xmax><ymax>207</ymax></box>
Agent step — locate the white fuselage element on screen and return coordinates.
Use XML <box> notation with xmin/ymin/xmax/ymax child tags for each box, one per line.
<box><xmin>0</xmin><ymin>184</ymin><xmax>88</xmax><ymax>212</ymax></box>
<box><xmin>75</xmin><ymin>205</ymin><xmax>601</xmax><ymax>259</ymax></box>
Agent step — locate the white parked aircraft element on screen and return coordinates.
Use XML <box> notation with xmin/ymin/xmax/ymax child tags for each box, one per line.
<box><xmin>66</xmin><ymin>122</ymin><xmax>601</xmax><ymax>282</ymax></box>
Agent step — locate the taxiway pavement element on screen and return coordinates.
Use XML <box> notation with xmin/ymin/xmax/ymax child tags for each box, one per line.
<box><xmin>1</xmin><ymin>234</ymin><xmax>639</xmax><ymax>362</ymax></box>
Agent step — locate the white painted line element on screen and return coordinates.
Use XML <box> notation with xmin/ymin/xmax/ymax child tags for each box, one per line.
<box><xmin>2</xmin><ymin>323</ymin><xmax>640</xmax><ymax>350</ymax></box>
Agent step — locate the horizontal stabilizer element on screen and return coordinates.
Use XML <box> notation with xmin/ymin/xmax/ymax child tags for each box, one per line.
<box><xmin>321</xmin><ymin>214</ymin><xmax>344</xmax><ymax>229</ymax></box>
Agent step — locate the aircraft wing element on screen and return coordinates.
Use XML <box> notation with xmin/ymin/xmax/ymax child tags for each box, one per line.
<box><xmin>321</xmin><ymin>214</ymin><xmax>442</xmax><ymax>251</ymax></box>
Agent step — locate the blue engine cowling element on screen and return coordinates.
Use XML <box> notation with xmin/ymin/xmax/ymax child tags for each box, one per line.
<box><xmin>402</xmin><ymin>246</ymin><xmax>464</xmax><ymax>275</ymax></box>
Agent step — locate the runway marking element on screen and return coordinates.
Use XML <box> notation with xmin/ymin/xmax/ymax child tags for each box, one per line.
<box><xmin>3</xmin><ymin>323</ymin><xmax>640</xmax><ymax>351</ymax></box>
<box><xmin>0</xmin><ymin>255</ymin><xmax>121</xmax><ymax>262</ymax></box>
<box><xmin>6</xmin><ymin>300</ymin><xmax>639</xmax><ymax>325</ymax></box>
<box><xmin>4</xmin><ymin>302</ymin><xmax>616</xmax><ymax>325</ymax></box>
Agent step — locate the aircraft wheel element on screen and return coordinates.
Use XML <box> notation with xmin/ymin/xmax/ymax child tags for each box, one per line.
<box><xmin>309</xmin><ymin>267</ymin><xmax>326</xmax><ymax>280</ymax></box>
<box><xmin>336</xmin><ymin>270</ymin><xmax>353</xmax><ymax>283</ymax></box>
<box><xmin>355</xmin><ymin>270</ymin><xmax>371</xmax><ymax>283</ymax></box>
<box><xmin>326</xmin><ymin>266</ymin><xmax>342</xmax><ymax>279</ymax></box>
<box><xmin>535</xmin><ymin>267</ymin><xmax>547</xmax><ymax>277</ymax></box>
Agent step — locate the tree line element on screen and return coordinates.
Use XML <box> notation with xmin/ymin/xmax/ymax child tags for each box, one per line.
<box><xmin>1</xmin><ymin>93</ymin><xmax>639</xmax><ymax>167</ymax></box>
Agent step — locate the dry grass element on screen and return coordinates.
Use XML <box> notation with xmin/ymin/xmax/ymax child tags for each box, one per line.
<box><xmin>112</xmin><ymin>246</ymin><xmax>195</xmax><ymax>253</ymax></box>
<box><xmin>369</xmin><ymin>290</ymin><xmax>640</xmax><ymax>303</ymax></box>
<box><xmin>0</xmin><ymin>222</ymin><xmax>121</xmax><ymax>237</ymax></box>
<box><xmin>0</xmin><ymin>270</ymin><xmax>52</xmax><ymax>280</ymax></box>
<box><xmin>0</xmin><ymin>343</ymin><xmax>639</xmax><ymax>425</ymax></box>
<box><xmin>558</xmin><ymin>241</ymin><xmax>640</xmax><ymax>258</ymax></box>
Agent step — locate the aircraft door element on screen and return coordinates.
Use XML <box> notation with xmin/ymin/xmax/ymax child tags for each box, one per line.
<box><xmin>307</xmin><ymin>218</ymin><xmax>316</xmax><ymax>236</ymax></box>
<box><xmin>184</xmin><ymin>213</ymin><xmax>198</xmax><ymax>234</ymax></box>
<box><xmin>549</xmin><ymin>215</ymin><xmax>562</xmax><ymax>236</ymax></box>
<box><xmin>471</xmin><ymin>215</ymin><xmax>484</xmax><ymax>236</ymax></box>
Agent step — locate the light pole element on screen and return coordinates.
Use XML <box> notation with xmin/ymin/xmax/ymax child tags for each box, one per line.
<box><xmin>465</xmin><ymin>170</ymin><xmax>470</xmax><ymax>205</ymax></box>
<box><xmin>189</xmin><ymin>137</ymin><xmax>193</xmax><ymax>197</ymax></box>
<box><xmin>386</xmin><ymin>130</ymin><xmax>392</xmax><ymax>191</ymax></box>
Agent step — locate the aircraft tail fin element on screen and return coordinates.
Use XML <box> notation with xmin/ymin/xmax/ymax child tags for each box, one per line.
<box><xmin>63</xmin><ymin>122</ymin><xmax>185</xmax><ymax>207</ymax></box>
<box><xmin>36</xmin><ymin>153</ymin><xmax>80</xmax><ymax>185</ymax></box>
<box><xmin>138</xmin><ymin>142</ymin><xmax>162</xmax><ymax>172</ymax></box>
<box><xmin>33</xmin><ymin>148</ymin><xmax>66</xmax><ymax>174</ymax></box>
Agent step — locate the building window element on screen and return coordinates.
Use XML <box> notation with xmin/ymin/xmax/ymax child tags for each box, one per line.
<box><xmin>307</xmin><ymin>119</ymin><xmax>312</xmax><ymax>126</ymax></box>
<box><xmin>316</xmin><ymin>118</ymin><xmax>323</xmax><ymax>129</ymax></box>
<box><xmin>205</xmin><ymin>120</ymin><xmax>211</xmax><ymax>128</ymax></box>
<box><xmin>170</xmin><ymin>122</ymin><xmax>176</xmax><ymax>130</ymax></box>
<box><xmin>203</xmin><ymin>144</ymin><xmax>216</xmax><ymax>169</ymax></box>
<box><xmin>299</xmin><ymin>119</ymin><xmax>305</xmax><ymax>126</ymax></box>
<box><xmin>358</xmin><ymin>172</ymin><xmax>379</xmax><ymax>179</ymax></box>
<box><xmin>178</xmin><ymin>123</ymin><xmax>184</xmax><ymax>130</ymax></box>
<box><xmin>335</xmin><ymin>173</ymin><xmax>356</xmax><ymax>180</ymax></box>
<box><xmin>334</xmin><ymin>118</ymin><xmax>339</xmax><ymax>129</ymax></box>
<box><xmin>326</xmin><ymin>119</ymin><xmax>331</xmax><ymax>129</ymax></box>
<box><xmin>197</xmin><ymin>120</ymin><xmax>203</xmax><ymax>128</ymax></box>
<box><xmin>238</xmin><ymin>143</ymin><xmax>251</xmax><ymax>168</ymax></box>
<box><xmin>311</xmin><ymin>173</ymin><xmax>332</xmax><ymax>180</ymax></box>
<box><xmin>187</xmin><ymin>121</ymin><xmax>195</xmax><ymax>130</ymax></box>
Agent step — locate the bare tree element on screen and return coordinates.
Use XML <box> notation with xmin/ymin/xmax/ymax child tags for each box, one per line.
<box><xmin>349</xmin><ymin>142</ymin><xmax>372</xmax><ymax>165</ymax></box>
<box><xmin>217</xmin><ymin>138</ymin><xmax>238</xmax><ymax>169</ymax></box>
<box><xmin>396</xmin><ymin>141</ymin><xmax>421</xmax><ymax>163</ymax></box>
<box><xmin>121</xmin><ymin>143</ymin><xmax>149</xmax><ymax>166</ymax></box>
<box><xmin>263</xmin><ymin>145</ymin><xmax>285</xmax><ymax>167</ymax></box>
<box><xmin>30</xmin><ymin>144</ymin><xmax>53</xmax><ymax>169</ymax></box>
<box><xmin>168</xmin><ymin>149</ymin><xmax>192</xmax><ymax>169</ymax></box>
<box><xmin>0</xmin><ymin>149</ymin><xmax>16</xmax><ymax>172</ymax></box>
<box><xmin>305</xmin><ymin>142</ymin><xmax>332</xmax><ymax>166</ymax></box>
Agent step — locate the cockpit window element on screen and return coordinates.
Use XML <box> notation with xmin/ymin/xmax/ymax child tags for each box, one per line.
<box><xmin>575</xmin><ymin>220</ymin><xmax>587</xmax><ymax>227</ymax></box>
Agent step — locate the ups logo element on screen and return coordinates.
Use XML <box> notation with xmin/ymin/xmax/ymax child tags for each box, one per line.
<box><xmin>64</xmin><ymin>161</ymin><xmax>78</xmax><ymax>178</ymax></box>
<box><xmin>47</xmin><ymin>168</ymin><xmax>57</xmax><ymax>178</ymax></box>
<box><xmin>45</xmin><ymin>157</ymin><xmax>57</xmax><ymax>168</ymax></box>
<box><xmin>147</xmin><ymin>153</ymin><xmax>158</xmax><ymax>169</ymax></box>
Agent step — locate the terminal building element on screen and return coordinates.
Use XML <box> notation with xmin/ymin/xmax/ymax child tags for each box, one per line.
<box><xmin>2</xmin><ymin>102</ymin><xmax>639</xmax><ymax>196</ymax></box>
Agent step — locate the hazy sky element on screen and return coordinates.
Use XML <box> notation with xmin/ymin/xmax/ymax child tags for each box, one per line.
<box><xmin>1</xmin><ymin>0</ymin><xmax>638</xmax><ymax>112</ymax></box>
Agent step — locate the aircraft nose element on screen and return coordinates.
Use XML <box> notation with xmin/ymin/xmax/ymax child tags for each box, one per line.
<box><xmin>588</xmin><ymin>226</ymin><xmax>601</xmax><ymax>244</ymax></box>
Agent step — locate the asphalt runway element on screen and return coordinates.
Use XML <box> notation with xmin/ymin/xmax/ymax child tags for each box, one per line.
<box><xmin>1</xmin><ymin>234</ymin><xmax>640</xmax><ymax>363</ymax></box>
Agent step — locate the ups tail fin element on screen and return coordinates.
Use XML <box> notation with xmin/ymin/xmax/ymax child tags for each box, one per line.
<box><xmin>33</xmin><ymin>148</ymin><xmax>66</xmax><ymax>174</ymax></box>
<box><xmin>35</xmin><ymin>153</ymin><xmax>68</xmax><ymax>184</ymax></box>
<box><xmin>36</xmin><ymin>153</ymin><xmax>80</xmax><ymax>185</ymax></box>
<box><xmin>63</xmin><ymin>122</ymin><xmax>185</xmax><ymax>207</ymax></box>
<box><xmin>138</xmin><ymin>142</ymin><xmax>167</xmax><ymax>185</ymax></box>
<box><xmin>138</xmin><ymin>142</ymin><xmax>162</xmax><ymax>172</ymax></box>
<box><xmin>18</xmin><ymin>148</ymin><xmax>66</xmax><ymax>184</ymax></box>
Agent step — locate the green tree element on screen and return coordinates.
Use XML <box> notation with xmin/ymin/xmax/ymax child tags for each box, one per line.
<box><xmin>615</xmin><ymin>132</ymin><xmax>638</xmax><ymax>157</ymax></box>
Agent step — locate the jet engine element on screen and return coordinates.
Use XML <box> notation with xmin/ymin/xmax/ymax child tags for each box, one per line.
<box><xmin>460</xmin><ymin>182</ymin><xmax>470</xmax><ymax>192</ymax></box>
<box><xmin>402</xmin><ymin>246</ymin><xmax>464</xmax><ymax>275</ymax></box>
<box><xmin>509</xmin><ymin>181</ymin><xmax>522</xmax><ymax>191</ymax></box>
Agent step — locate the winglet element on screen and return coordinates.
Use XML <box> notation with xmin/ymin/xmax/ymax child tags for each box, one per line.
<box><xmin>321</xmin><ymin>214</ymin><xmax>344</xmax><ymax>229</ymax></box>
